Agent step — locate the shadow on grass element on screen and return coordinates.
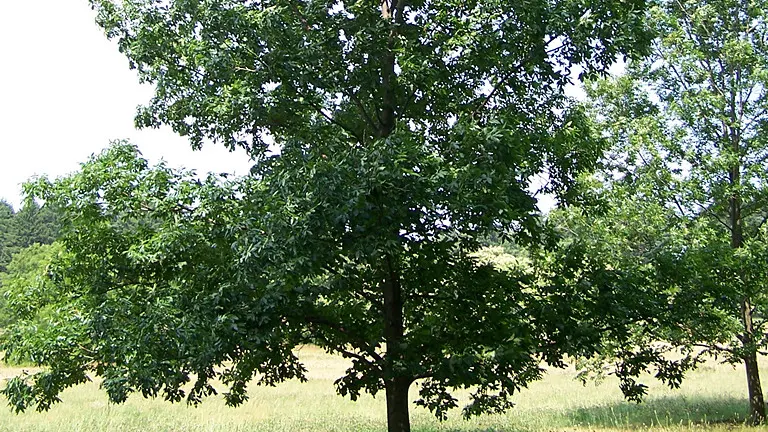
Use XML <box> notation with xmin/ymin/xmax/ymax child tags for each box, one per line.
<box><xmin>411</xmin><ymin>395</ymin><xmax>750</xmax><ymax>432</ymax></box>
<box><xmin>568</xmin><ymin>394</ymin><xmax>749</xmax><ymax>428</ymax></box>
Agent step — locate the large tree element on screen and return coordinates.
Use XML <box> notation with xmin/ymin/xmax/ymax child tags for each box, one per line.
<box><xmin>3</xmin><ymin>1</ymin><xmax>653</xmax><ymax>431</ymax></box>
<box><xmin>583</xmin><ymin>0</ymin><xmax>768</xmax><ymax>422</ymax></box>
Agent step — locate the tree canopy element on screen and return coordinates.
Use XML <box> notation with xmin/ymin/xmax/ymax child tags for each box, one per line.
<box><xmin>576</xmin><ymin>0</ymin><xmax>768</xmax><ymax>422</ymax></box>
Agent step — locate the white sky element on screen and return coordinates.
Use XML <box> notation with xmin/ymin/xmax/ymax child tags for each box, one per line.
<box><xmin>0</xmin><ymin>0</ymin><xmax>253</xmax><ymax>210</ymax></box>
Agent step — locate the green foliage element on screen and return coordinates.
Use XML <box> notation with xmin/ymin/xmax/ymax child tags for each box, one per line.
<box><xmin>2</xmin><ymin>0</ymin><xmax>657</xmax><ymax>429</ymax></box>
<box><xmin>546</xmin><ymin>198</ymin><xmax>712</xmax><ymax>400</ymax></box>
<box><xmin>12</xmin><ymin>203</ymin><xmax>61</xmax><ymax>250</ymax></box>
<box><xmin>0</xmin><ymin>200</ymin><xmax>61</xmax><ymax>275</ymax></box>
<box><xmin>570</xmin><ymin>0</ymin><xmax>768</xmax><ymax>421</ymax></box>
<box><xmin>88</xmin><ymin>0</ymin><xmax>652</xmax><ymax>157</ymax></box>
<box><xmin>0</xmin><ymin>201</ymin><xmax>16</xmax><ymax>273</ymax></box>
<box><xmin>0</xmin><ymin>202</ymin><xmax>62</xmax><ymax>339</ymax></box>
<box><xmin>0</xmin><ymin>243</ymin><xmax>64</xmax><ymax>328</ymax></box>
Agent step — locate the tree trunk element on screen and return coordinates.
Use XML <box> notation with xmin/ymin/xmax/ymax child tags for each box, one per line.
<box><xmin>730</xmin><ymin>156</ymin><xmax>766</xmax><ymax>424</ymax></box>
<box><xmin>382</xmin><ymin>255</ymin><xmax>412</xmax><ymax>432</ymax></box>
<box><xmin>385</xmin><ymin>378</ymin><xmax>412</xmax><ymax>432</ymax></box>
<box><xmin>379</xmin><ymin>4</ymin><xmax>410</xmax><ymax>431</ymax></box>
<box><xmin>742</xmin><ymin>297</ymin><xmax>766</xmax><ymax>424</ymax></box>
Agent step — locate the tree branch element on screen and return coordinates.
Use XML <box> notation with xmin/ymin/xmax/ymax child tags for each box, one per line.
<box><xmin>692</xmin><ymin>342</ymin><xmax>736</xmax><ymax>354</ymax></box>
<box><xmin>694</xmin><ymin>201</ymin><xmax>733</xmax><ymax>232</ymax></box>
<box><xmin>303</xmin><ymin>312</ymin><xmax>384</xmax><ymax>364</ymax></box>
<box><xmin>344</xmin><ymin>90</ymin><xmax>379</xmax><ymax>137</ymax></box>
<box><xmin>312</xmin><ymin>329</ymin><xmax>379</xmax><ymax>367</ymax></box>
<box><xmin>306</xmin><ymin>101</ymin><xmax>365</xmax><ymax>142</ymax></box>
<box><xmin>470</xmin><ymin>44</ymin><xmax>565</xmax><ymax>120</ymax></box>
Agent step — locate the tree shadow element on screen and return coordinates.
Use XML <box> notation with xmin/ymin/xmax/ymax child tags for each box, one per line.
<box><xmin>567</xmin><ymin>394</ymin><xmax>749</xmax><ymax>428</ymax></box>
<box><xmin>411</xmin><ymin>395</ymin><xmax>750</xmax><ymax>432</ymax></box>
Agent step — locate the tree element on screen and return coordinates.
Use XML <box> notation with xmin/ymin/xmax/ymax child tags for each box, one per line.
<box><xmin>584</xmin><ymin>0</ymin><xmax>768</xmax><ymax>421</ymax></box>
<box><xmin>3</xmin><ymin>1</ymin><xmax>654</xmax><ymax>430</ymax></box>
<box><xmin>0</xmin><ymin>200</ymin><xmax>16</xmax><ymax>273</ymax></box>
<box><xmin>12</xmin><ymin>202</ymin><xmax>61</xmax><ymax>249</ymax></box>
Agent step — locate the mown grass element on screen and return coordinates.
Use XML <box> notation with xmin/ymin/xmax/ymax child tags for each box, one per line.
<box><xmin>0</xmin><ymin>346</ymin><xmax>763</xmax><ymax>432</ymax></box>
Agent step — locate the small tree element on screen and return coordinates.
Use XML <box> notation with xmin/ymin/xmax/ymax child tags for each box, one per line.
<box><xmin>583</xmin><ymin>0</ymin><xmax>768</xmax><ymax>421</ymax></box>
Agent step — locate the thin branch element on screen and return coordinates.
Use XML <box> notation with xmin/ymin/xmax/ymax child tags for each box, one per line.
<box><xmin>634</xmin><ymin>150</ymin><xmax>689</xmax><ymax>220</ymax></box>
<box><xmin>670</xmin><ymin>195</ymin><xmax>689</xmax><ymax>220</ymax></box>
<box><xmin>337</xmin><ymin>347</ymin><xmax>378</xmax><ymax>365</ymax></box>
<box><xmin>354</xmin><ymin>289</ymin><xmax>383</xmax><ymax>310</ymax></box>
<box><xmin>753</xmin><ymin>211</ymin><xmax>768</xmax><ymax>232</ymax></box>
<box><xmin>303</xmin><ymin>312</ymin><xmax>384</xmax><ymax>364</ymax></box>
<box><xmin>345</xmin><ymin>90</ymin><xmax>379</xmax><ymax>135</ymax></box>
<box><xmin>695</xmin><ymin>201</ymin><xmax>733</xmax><ymax>232</ymax></box>
<box><xmin>674</xmin><ymin>0</ymin><xmax>729</xmax><ymax>99</ymax></box>
<box><xmin>321</xmin><ymin>264</ymin><xmax>383</xmax><ymax>310</ymax></box>
<box><xmin>471</xmin><ymin>44</ymin><xmax>565</xmax><ymax>119</ymax></box>
<box><xmin>659</xmin><ymin>46</ymin><xmax>692</xmax><ymax>94</ymax></box>
<box><xmin>742</xmin><ymin>104</ymin><xmax>768</xmax><ymax>131</ymax></box>
<box><xmin>306</xmin><ymin>101</ymin><xmax>364</xmax><ymax>142</ymax></box>
<box><xmin>692</xmin><ymin>342</ymin><xmax>736</xmax><ymax>354</ymax></box>
<box><xmin>313</xmin><ymin>329</ymin><xmax>376</xmax><ymax>366</ymax></box>
<box><xmin>235</xmin><ymin>61</ymin><xmax>366</xmax><ymax>143</ymax></box>
<box><xmin>400</xmin><ymin>85</ymin><xmax>418</xmax><ymax>123</ymax></box>
<box><xmin>412</xmin><ymin>371</ymin><xmax>435</xmax><ymax>380</ymax></box>
<box><xmin>234</xmin><ymin>66</ymin><xmax>258</xmax><ymax>74</ymax></box>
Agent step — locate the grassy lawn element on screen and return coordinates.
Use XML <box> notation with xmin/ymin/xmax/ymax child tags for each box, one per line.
<box><xmin>0</xmin><ymin>346</ymin><xmax>763</xmax><ymax>432</ymax></box>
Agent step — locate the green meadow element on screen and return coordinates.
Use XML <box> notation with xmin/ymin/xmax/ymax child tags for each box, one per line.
<box><xmin>0</xmin><ymin>346</ymin><xmax>762</xmax><ymax>432</ymax></box>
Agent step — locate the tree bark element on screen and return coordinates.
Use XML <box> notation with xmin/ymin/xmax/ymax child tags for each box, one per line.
<box><xmin>382</xmin><ymin>255</ymin><xmax>412</xmax><ymax>432</ymax></box>
<box><xmin>742</xmin><ymin>297</ymin><xmax>766</xmax><ymax>425</ymax></box>
<box><xmin>730</xmin><ymin>153</ymin><xmax>766</xmax><ymax>424</ymax></box>
<box><xmin>385</xmin><ymin>377</ymin><xmax>412</xmax><ymax>432</ymax></box>
<box><xmin>378</xmin><ymin>3</ymin><xmax>410</xmax><ymax>430</ymax></box>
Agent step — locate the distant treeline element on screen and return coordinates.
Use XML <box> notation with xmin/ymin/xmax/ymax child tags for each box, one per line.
<box><xmin>0</xmin><ymin>201</ymin><xmax>61</xmax><ymax>274</ymax></box>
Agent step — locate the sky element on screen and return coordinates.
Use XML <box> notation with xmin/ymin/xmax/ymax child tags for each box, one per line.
<box><xmin>0</xmin><ymin>0</ymin><xmax>253</xmax><ymax>210</ymax></box>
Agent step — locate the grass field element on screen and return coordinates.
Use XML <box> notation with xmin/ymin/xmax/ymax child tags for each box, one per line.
<box><xmin>0</xmin><ymin>346</ymin><xmax>764</xmax><ymax>432</ymax></box>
